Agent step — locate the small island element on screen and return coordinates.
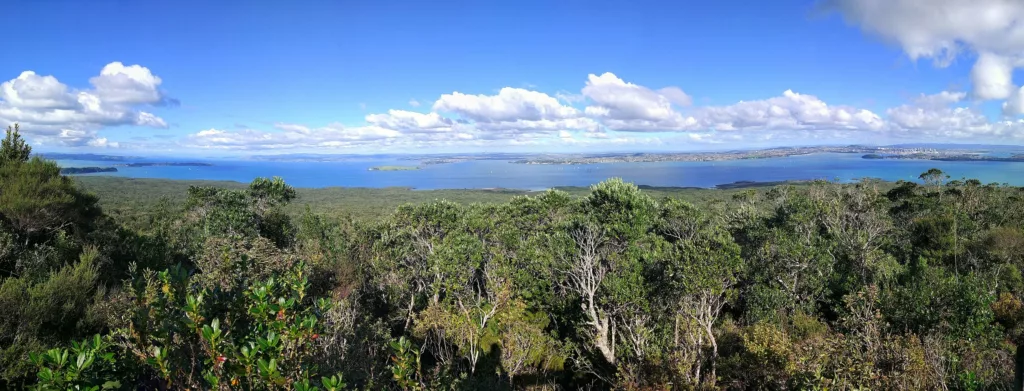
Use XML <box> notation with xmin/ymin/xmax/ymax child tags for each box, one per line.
<box><xmin>60</xmin><ymin>167</ymin><xmax>118</xmax><ymax>175</ymax></box>
<box><xmin>368</xmin><ymin>165</ymin><xmax>420</xmax><ymax>171</ymax></box>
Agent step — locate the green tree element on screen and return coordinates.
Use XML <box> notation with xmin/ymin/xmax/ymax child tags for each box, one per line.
<box><xmin>0</xmin><ymin>158</ymin><xmax>102</xmax><ymax>245</ymax></box>
<box><xmin>1</xmin><ymin>124</ymin><xmax>32</xmax><ymax>164</ymax></box>
<box><xmin>658</xmin><ymin>199</ymin><xmax>744</xmax><ymax>386</ymax></box>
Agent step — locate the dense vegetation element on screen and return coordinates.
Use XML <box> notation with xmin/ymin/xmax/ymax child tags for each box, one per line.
<box><xmin>3</xmin><ymin>123</ymin><xmax>1024</xmax><ymax>390</ymax></box>
<box><xmin>73</xmin><ymin>177</ymin><xmax>753</xmax><ymax>223</ymax></box>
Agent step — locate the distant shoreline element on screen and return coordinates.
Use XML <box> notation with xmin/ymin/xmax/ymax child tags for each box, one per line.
<box><xmin>61</xmin><ymin>166</ymin><xmax>118</xmax><ymax>174</ymax></box>
<box><xmin>504</xmin><ymin>146</ymin><xmax>989</xmax><ymax>165</ymax></box>
<box><xmin>862</xmin><ymin>153</ymin><xmax>1024</xmax><ymax>162</ymax></box>
<box><xmin>69</xmin><ymin>175</ymin><xmax>825</xmax><ymax>191</ymax></box>
<box><xmin>114</xmin><ymin>162</ymin><xmax>214</xmax><ymax>167</ymax></box>
<box><xmin>368</xmin><ymin>165</ymin><xmax>420</xmax><ymax>171</ymax></box>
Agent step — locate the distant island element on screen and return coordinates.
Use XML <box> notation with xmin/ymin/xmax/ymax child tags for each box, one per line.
<box><xmin>114</xmin><ymin>162</ymin><xmax>213</xmax><ymax>167</ymax></box>
<box><xmin>60</xmin><ymin>167</ymin><xmax>118</xmax><ymax>175</ymax></box>
<box><xmin>368</xmin><ymin>165</ymin><xmax>420</xmax><ymax>171</ymax></box>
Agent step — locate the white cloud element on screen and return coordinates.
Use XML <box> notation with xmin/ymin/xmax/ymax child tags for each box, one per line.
<box><xmin>86</xmin><ymin>137</ymin><xmax>120</xmax><ymax>148</ymax></box>
<box><xmin>555</xmin><ymin>91</ymin><xmax>585</xmax><ymax>103</ymax></box>
<box><xmin>185</xmin><ymin>123</ymin><xmax>403</xmax><ymax>150</ymax></box>
<box><xmin>431</xmin><ymin>87</ymin><xmax>601</xmax><ymax>137</ymax></box>
<box><xmin>971</xmin><ymin>52</ymin><xmax>1015</xmax><ymax>100</ymax></box>
<box><xmin>886</xmin><ymin>90</ymin><xmax>1024</xmax><ymax>140</ymax></box>
<box><xmin>912</xmin><ymin>91</ymin><xmax>966</xmax><ymax>107</ymax></box>
<box><xmin>657</xmin><ymin>86</ymin><xmax>693</xmax><ymax>107</ymax></box>
<box><xmin>473</xmin><ymin>117</ymin><xmax>601</xmax><ymax>134</ymax></box>
<box><xmin>830</xmin><ymin>0</ymin><xmax>1024</xmax><ymax>103</ymax></box>
<box><xmin>409</xmin><ymin>99</ymin><xmax>421</xmax><ymax>107</ymax></box>
<box><xmin>829</xmin><ymin>0</ymin><xmax>1024</xmax><ymax>63</ymax></box>
<box><xmin>365</xmin><ymin>110</ymin><xmax>455</xmax><ymax>133</ymax></box>
<box><xmin>579</xmin><ymin>73</ymin><xmax>885</xmax><ymax>134</ymax></box>
<box><xmin>0</xmin><ymin>72</ymin><xmax>78</xmax><ymax>109</ymax></box>
<box><xmin>90</xmin><ymin>62</ymin><xmax>167</xmax><ymax>105</ymax></box>
<box><xmin>887</xmin><ymin>105</ymin><xmax>989</xmax><ymax>134</ymax></box>
<box><xmin>1003</xmin><ymin>87</ymin><xmax>1024</xmax><ymax>116</ymax></box>
<box><xmin>0</xmin><ymin>62</ymin><xmax>172</xmax><ymax>147</ymax></box>
<box><xmin>582</xmin><ymin>72</ymin><xmax>698</xmax><ymax>131</ymax></box>
<box><xmin>433</xmin><ymin>87</ymin><xmax>580</xmax><ymax>122</ymax></box>
<box><xmin>694</xmin><ymin>90</ymin><xmax>886</xmax><ymax>132</ymax></box>
<box><xmin>137</xmin><ymin>111</ymin><xmax>168</xmax><ymax>128</ymax></box>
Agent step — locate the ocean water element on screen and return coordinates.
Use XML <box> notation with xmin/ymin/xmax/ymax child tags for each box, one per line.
<box><xmin>54</xmin><ymin>153</ymin><xmax>1024</xmax><ymax>190</ymax></box>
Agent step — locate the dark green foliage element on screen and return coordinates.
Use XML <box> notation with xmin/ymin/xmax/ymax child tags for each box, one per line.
<box><xmin>0</xmin><ymin>157</ymin><xmax>102</xmax><ymax>245</ymax></box>
<box><xmin>29</xmin><ymin>334</ymin><xmax>120</xmax><ymax>391</ymax></box>
<box><xmin>0</xmin><ymin>249</ymin><xmax>103</xmax><ymax>382</ymax></box>
<box><xmin>184</xmin><ymin>176</ymin><xmax>295</xmax><ymax>240</ymax></box>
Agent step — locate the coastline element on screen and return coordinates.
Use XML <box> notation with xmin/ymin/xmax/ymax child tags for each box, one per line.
<box><xmin>71</xmin><ymin>175</ymin><xmax>830</xmax><ymax>192</ymax></box>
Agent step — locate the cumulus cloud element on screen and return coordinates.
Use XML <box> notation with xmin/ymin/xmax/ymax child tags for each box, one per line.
<box><xmin>912</xmin><ymin>91</ymin><xmax>966</xmax><ymax>108</ymax></box>
<box><xmin>365</xmin><ymin>110</ymin><xmax>455</xmax><ymax>133</ymax></box>
<box><xmin>829</xmin><ymin>0</ymin><xmax>1024</xmax><ymax>63</ymax></box>
<box><xmin>434</xmin><ymin>87</ymin><xmax>580</xmax><ymax>122</ymax></box>
<box><xmin>1003</xmin><ymin>87</ymin><xmax>1024</xmax><ymax>116</ymax></box>
<box><xmin>693</xmin><ymin>90</ymin><xmax>886</xmax><ymax>132</ymax></box>
<box><xmin>830</xmin><ymin>0</ymin><xmax>1024</xmax><ymax>105</ymax></box>
<box><xmin>657</xmin><ymin>86</ymin><xmax>693</xmax><ymax>107</ymax></box>
<box><xmin>887</xmin><ymin>91</ymin><xmax>1024</xmax><ymax>140</ymax></box>
<box><xmin>0</xmin><ymin>62</ymin><xmax>173</xmax><ymax>147</ymax></box>
<box><xmin>432</xmin><ymin>87</ymin><xmax>600</xmax><ymax>137</ymax></box>
<box><xmin>0</xmin><ymin>72</ymin><xmax>78</xmax><ymax>109</ymax></box>
<box><xmin>582</xmin><ymin>72</ymin><xmax>699</xmax><ymax>131</ymax></box>
<box><xmin>90</xmin><ymin>62</ymin><xmax>169</xmax><ymax>106</ymax></box>
<box><xmin>579</xmin><ymin>73</ymin><xmax>885</xmax><ymax>134</ymax></box>
<box><xmin>971</xmin><ymin>53</ymin><xmax>1015</xmax><ymax>100</ymax></box>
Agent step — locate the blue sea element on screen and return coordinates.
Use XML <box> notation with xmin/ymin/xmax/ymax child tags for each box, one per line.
<box><xmin>54</xmin><ymin>153</ymin><xmax>1024</xmax><ymax>190</ymax></box>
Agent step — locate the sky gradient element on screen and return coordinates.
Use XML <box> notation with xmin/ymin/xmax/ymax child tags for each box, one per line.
<box><xmin>2</xmin><ymin>0</ymin><xmax>1024</xmax><ymax>155</ymax></box>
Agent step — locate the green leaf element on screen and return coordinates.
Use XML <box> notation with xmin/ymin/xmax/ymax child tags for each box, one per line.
<box><xmin>76</xmin><ymin>352</ymin><xmax>87</xmax><ymax>370</ymax></box>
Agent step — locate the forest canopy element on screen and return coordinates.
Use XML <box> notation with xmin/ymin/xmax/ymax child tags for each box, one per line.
<box><xmin>2</xmin><ymin>124</ymin><xmax>1024</xmax><ymax>390</ymax></box>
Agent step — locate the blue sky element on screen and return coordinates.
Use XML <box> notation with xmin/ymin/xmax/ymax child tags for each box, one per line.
<box><xmin>2</xmin><ymin>0</ymin><xmax>1023</xmax><ymax>155</ymax></box>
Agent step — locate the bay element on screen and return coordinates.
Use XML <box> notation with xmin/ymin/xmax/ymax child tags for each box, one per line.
<box><xmin>53</xmin><ymin>152</ymin><xmax>1024</xmax><ymax>190</ymax></box>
